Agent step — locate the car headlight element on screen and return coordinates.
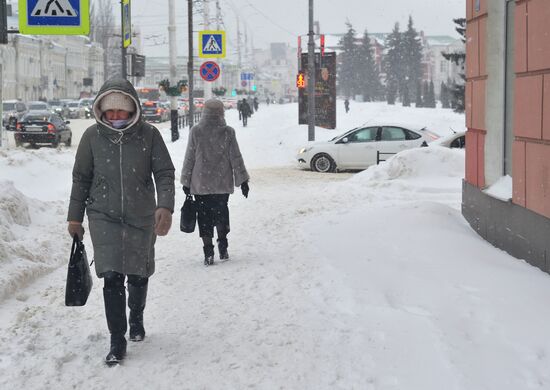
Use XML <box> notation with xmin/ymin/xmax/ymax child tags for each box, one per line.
<box><xmin>298</xmin><ymin>147</ymin><xmax>312</xmax><ymax>154</ymax></box>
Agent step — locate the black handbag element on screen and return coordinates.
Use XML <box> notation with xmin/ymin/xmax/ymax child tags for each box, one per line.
<box><xmin>65</xmin><ymin>235</ymin><xmax>93</xmax><ymax>306</ymax></box>
<box><xmin>180</xmin><ymin>194</ymin><xmax>197</xmax><ymax>233</ymax></box>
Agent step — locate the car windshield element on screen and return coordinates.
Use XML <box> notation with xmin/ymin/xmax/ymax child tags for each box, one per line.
<box><xmin>331</xmin><ymin>127</ymin><xmax>359</xmax><ymax>141</ymax></box>
<box><xmin>23</xmin><ymin>115</ymin><xmax>50</xmax><ymax>122</ymax></box>
<box><xmin>2</xmin><ymin>103</ymin><xmax>16</xmax><ymax>111</ymax></box>
<box><xmin>49</xmin><ymin>101</ymin><xmax>62</xmax><ymax>107</ymax></box>
<box><xmin>68</xmin><ymin>102</ymin><xmax>79</xmax><ymax>107</ymax></box>
<box><xmin>29</xmin><ymin>103</ymin><xmax>47</xmax><ymax>110</ymax></box>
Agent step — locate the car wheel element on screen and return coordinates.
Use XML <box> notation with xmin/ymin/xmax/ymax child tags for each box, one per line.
<box><xmin>311</xmin><ymin>153</ymin><xmax>336</xmax><ymax>173</ymax></box>
<box><xmin>65</xmin><ymin>136</ymin><xmax>72</xmax><ymax>147</ymax></box>
<box><xmin>52</xmin><ymin>137</ymin><xmax>60</xmax><ymax>148</ymax></box>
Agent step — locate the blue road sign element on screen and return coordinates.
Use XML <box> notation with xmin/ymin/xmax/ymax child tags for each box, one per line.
<box><xmin>19</xmin><ymin>0</ymin><xmax>90</xmax><ymax>35</ymax></box>
<box><xmin>199</xmin><ymin>30</ymin><xmax>226</xmax><ymax>58</ymax></box>
<box><xmin>240</xmin><ymin>73</ymin><xmax>254</xmax><ymax>81</ymax></box>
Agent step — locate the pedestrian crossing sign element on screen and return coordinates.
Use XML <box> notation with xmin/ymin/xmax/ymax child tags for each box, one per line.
<box><xmin>199</xmin><ymin>30</ymin><xmax>226</xmax><ymax>58</ymax></box>
<box><xmin>19</xmin><ymin>0</ymin><xmax>90</xmax><ymax>35</ymax></box>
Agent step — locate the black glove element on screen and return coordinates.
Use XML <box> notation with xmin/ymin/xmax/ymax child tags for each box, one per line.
<box><xmin>183</xmin><ymin>186</ymin><xmax>190</xmax><ymax>195</ymax></box>
<box><xmin>241</xmin><ymin>181</ymin><xmax>249</xmax><ymax>198</ymax></box>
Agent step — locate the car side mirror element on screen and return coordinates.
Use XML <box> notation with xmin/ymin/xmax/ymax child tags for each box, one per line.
<box><xmin>341</xmin><ymin>137</ymin><xmax>349</xmax><ymax>144</ymax></box>
<box><xmin>65</xmin><ymin>120</ymin><xmax>71</xmax><ymax>124</ymax></box>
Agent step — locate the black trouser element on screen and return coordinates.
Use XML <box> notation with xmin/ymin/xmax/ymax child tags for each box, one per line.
<box><xmin>103</xmin><ymin>271</ymin><xmax>148</xmax><ymax>289</ymax></box>
<box><xmin>195</xmin><ymin>194</ymin><xmax>230</xmax><ymax>238</ymax></box>
<box><xmin>242</xmin><ymin>113</ymin><xmax>248</xmax><ymax>126</ymax></box>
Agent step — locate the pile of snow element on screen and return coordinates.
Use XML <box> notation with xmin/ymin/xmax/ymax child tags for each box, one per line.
<box><xmin>0</xmin><ymin>181</ymin><xmax>68</xmax><ymax>301</ymax></box>
<box><xmin>484</xmin><ymin>175</ymin><xmax>513</xmax><ymax>201</ymax></box>
<box><xmin>356</xmin><ymin>146</ymin><xmax>465</xmax><ymax>182</ymax></box>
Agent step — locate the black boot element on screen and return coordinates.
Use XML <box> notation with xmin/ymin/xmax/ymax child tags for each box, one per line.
<box><xmin>217</xmin><ymin>238</ymin><xmax>229</xmax><ymax>260</ymax></box>
<box><xmin>203</xmin><ymin>244</ymin><xmax>215</xmax><ymax>266</ymax></box>
<box><xmin>103</xmin><ymin>286</ymin><xmax>127</xmax><ymax>366</ymax></box>
<box><xmin>128</xmin><ymin>282</ymin><xmax>148</xmax><ymax>342</ymax></box>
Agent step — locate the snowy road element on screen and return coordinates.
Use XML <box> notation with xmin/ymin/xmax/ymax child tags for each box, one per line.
<box><xmin>1</xmin><ymin>103</ymin><xmax>550</xmax><ymax>389</ymax></box>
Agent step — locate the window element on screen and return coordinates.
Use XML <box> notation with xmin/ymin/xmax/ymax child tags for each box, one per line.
<box><xmin>404</xmin><ymin>129</ymin><xmax>422</xmax><ymax>140</ymax></box>
<box><xmin>450</xmin><ymin>136</ymin><xmax>466</xmax><ymax>149</ymax></box>
<box><xmin>381</xmin><ymin>127</ymin><xmax>406</xmax><ymax>141</ymax></box>
<box><xmin>347</xmin><ymin>127</ymin><xmax>378</xmax><ymax>143</ymax></box>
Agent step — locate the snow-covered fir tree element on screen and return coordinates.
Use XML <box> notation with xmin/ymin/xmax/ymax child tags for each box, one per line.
<box><xmin>401</xmin><ymin>16</ymin><xmax>424</xmax><ymax>102</ymax></box>
<box><xmin>338</xmin><ymin>22</ymin><xmax>360</xmax><ymax>98</ymax></box>
<box><xmin>357</xmin><ymin>29</ymin><xmax>382</xmax><ymax>101</ymax></box>
<box><xmin>384</xmin><ymin>23</ymin><xmax>404</xmax><ymax>105</ymax></box>
<box><xmin>442</xmin><ymin>18</ymin><xmax>466</xmax><ymax>113</ymax></box>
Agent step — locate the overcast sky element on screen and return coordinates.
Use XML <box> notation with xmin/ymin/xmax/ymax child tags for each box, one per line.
<box><xmin>128</xmin><ymin>0</ymin><xmax>465</xmax><ymax>58</ymax></box>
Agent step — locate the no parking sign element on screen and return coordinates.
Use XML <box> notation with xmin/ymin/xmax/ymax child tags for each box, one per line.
<box><xmin>200</xmin><ymin>61</ymin><xmax>221</xmax><ymax>82</ymax></box>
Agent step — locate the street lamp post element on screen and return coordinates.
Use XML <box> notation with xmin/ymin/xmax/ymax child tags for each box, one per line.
<box><xmin>307</xmin><ymin>0</ymin><xmax>315</xmax><ymax>141</ymax></box>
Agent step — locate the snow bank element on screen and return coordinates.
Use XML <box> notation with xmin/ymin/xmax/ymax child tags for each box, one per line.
<box><xmin>0</xmin><ymin>148</ymin><xmax>72</xmax><ymax>301</ymax></box>
<box><xmin>355</xmin><ymin>146</ymin><xmax>464</xmax><ymax>182</ymax></box>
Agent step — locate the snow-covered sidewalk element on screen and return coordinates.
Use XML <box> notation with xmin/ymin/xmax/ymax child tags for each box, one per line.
<box><xmin>1</xmin><ymin>102</ymin><xmax>549</xmax><ymax>389</ymax></box>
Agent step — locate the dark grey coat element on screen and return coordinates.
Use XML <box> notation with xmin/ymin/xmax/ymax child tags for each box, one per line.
<box><xmin>180</xmin><ymin>103</ymin><xmax>249</xmax><ymax>195</ymax></box>
<box><xmin>67</xmin><ymin>78</ymin><xmax>175</xmax><ymax>278</ymax></box>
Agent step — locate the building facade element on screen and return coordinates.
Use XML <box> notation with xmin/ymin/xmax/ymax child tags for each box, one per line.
<box><xmin>463</xmin><ymin>0</ymin><xmax>550</xmax><ymax>271</ymax></box>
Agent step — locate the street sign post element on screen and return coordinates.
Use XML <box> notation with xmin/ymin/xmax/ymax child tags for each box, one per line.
<box><xmin>199</xmin><ymin>61</ymin><xmax>220</xmax><ymax>82</ymax></box>
<box><xmin>122</xmin><ymin>0</ymin><xmax>131</xmax><ymax>48</ymax></box>
<box><xmin>19</xmin><ymin>0</ymin><xmax>90</xmax><ymax>35</ymax></box>
<box><xmin>198</xmin><ymin>30</ymin><xmax>225</xmax><ymax>58</ymax></box>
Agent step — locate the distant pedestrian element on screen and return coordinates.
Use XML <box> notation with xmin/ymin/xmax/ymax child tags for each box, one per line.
<box><xmin>240</xmin><ymin>98</ymin><xmax>252</xmax><ymax>127</ymax></box>
<box><xmin>237</xmin><ymin>99</ymin><xmax>243</xmax><ymax>120</ymax></box>
<box><xmin>266</xmin><ymin>97</ymin><xmax>270</xmax><ymax>106</ymax></box>
<box><xmin>253</xmin><ymin>97</ymin><xmax>259</xmax><ymax>111</ymax></box>
<box><xmin>344</xmin><ymin>98</ymin><xmax>350</xmax><ymax>113</ymax></box>
<box><xmin>181</xmin><ymin>99</ymin><xmax>250</xmax><ymax>266</ymax></box>
<box><xmin>67</xmin><ymin>78</ymin><xmax>175</xmax><ymax>366</ymax></box>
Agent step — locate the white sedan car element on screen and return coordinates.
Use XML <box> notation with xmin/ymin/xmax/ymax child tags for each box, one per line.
<box><xmin>297</xmin><ymin>123</ymin><xmax>439</xmax><ymax>172</ymax></box>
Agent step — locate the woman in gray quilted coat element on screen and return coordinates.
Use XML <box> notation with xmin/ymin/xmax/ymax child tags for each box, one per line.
<box><xmin>181</xmin><ymin>99</ymin><xmax>249</xmax><ymax>266</ymax></box>
<box><xmin>67</xmin><ymin>78</ymin><xmax>175</xmax><ymax>365</ymax></box>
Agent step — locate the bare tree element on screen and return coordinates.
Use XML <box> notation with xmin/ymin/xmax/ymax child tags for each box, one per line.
<box><xmin>90</xmin><ymin>0</ymin><xmax>117</xmax><ymax>79</ymax></box>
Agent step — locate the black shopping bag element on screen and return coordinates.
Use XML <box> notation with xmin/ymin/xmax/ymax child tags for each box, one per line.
<box><xmin>65</xmin><ymin>235</ymin><xmax>93</xmax><ymax>306</ymax></box>
<box><xmin>180</xmin><ymin>195</ymin><xmax>197</xmax><ymax>233</ymax></box>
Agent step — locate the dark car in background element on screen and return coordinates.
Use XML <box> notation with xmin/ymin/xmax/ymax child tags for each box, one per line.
<box><xmin>14</xmin><ymin>111</ymin><xmax>72</xmax><ymax>148</ymax></box>
<box><xmin>142</xmin><ymin>100</ymin><xmax>169</xmax><ymax>122</ymax></box>
<box><xmin>48</xmin><ymin>100</ymin><xmax>70</xmax><ymax>118</ymax></box>
<box><xmin>78</xmin><ymin>98</ymin><xmax>94</xmax><ymax>118</ymax></box>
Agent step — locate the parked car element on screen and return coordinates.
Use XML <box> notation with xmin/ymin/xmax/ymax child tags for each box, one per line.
<box><xmin>66</xmin><ymin>101</ymin><xmax>86</xmax><ymax>119</ymax></box>
<box><xmin>2</xmin><ymin>100</ymin><xmax>27</xmax><ymax>127</ymax></box>
<box><xmin>26</xmin><ymin>101</ymin><xmax>51</xmax><ymax>113</ymax></box>
<box><xmin>48</xmin><ymin>100</ymin><xmax>70</xmax><ymax>118</ymax></box>
<box><xmin>432</xmin><ymin>131</ymin><xmax>466</xmax><ymax>149</ymax></box>
<box><xmin>142</xmin><ymin>100</ymin><xmax>169</xmax><ymax>122</ymax></box>
<box><xmin>14</xmin><ymin>111</ymin><xmax>72</xmax><ymax>148</ymax></box>
<box><xmin>297</xmin><ymin>123</ymin><xmax>440</xmax><ymax>172</ymax></box>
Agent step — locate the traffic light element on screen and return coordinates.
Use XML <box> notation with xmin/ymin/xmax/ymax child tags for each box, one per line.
<box><xmin>296</xmin><ymin>72</ymin><xmax>306</xmax><ymax>89</ymax></box>
<box><xmin>0</xmin><ymin>0</ymin><xmax>8</xmax><ymax>45</ymax></box>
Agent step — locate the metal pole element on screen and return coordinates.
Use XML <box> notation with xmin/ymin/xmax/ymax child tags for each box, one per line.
<box><xmin>307</xmin><ymin>0</ymin><xmax>315</xmax><ymax>141</ymax></box>
<box><xmin>188</xmin><ymin>0</ymin><xmax>195</xmax><ymax>127</ymax></box>
<box><xmin>168</xmin><ymin>0</ymin><xmax>179</xmax><ymax>141</ymax></box>
<box><xmin>0</xmin><ymin>63</ymin><xmax>4</xmax><ymax>148</ymax></box>
<box><xmin>121</xmin><ymin>0</ymin><xmax>127</xmax><ymax>79</ymax></box>
<box><xmin>203</xmin><ymin>0</ymin><xmax>212</xmax><ymax>100</ymax></box>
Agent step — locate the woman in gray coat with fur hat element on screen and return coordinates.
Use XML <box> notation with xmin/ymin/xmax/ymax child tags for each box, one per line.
<box><xmin>181</xmin><ymin>99</ymin><xmax>249</xmax><ymax>266</ymax></box>
<box><xmin>67</xmin><ymin>78</ymin><xmax>175</xmax><ymax>365</ymax></box>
